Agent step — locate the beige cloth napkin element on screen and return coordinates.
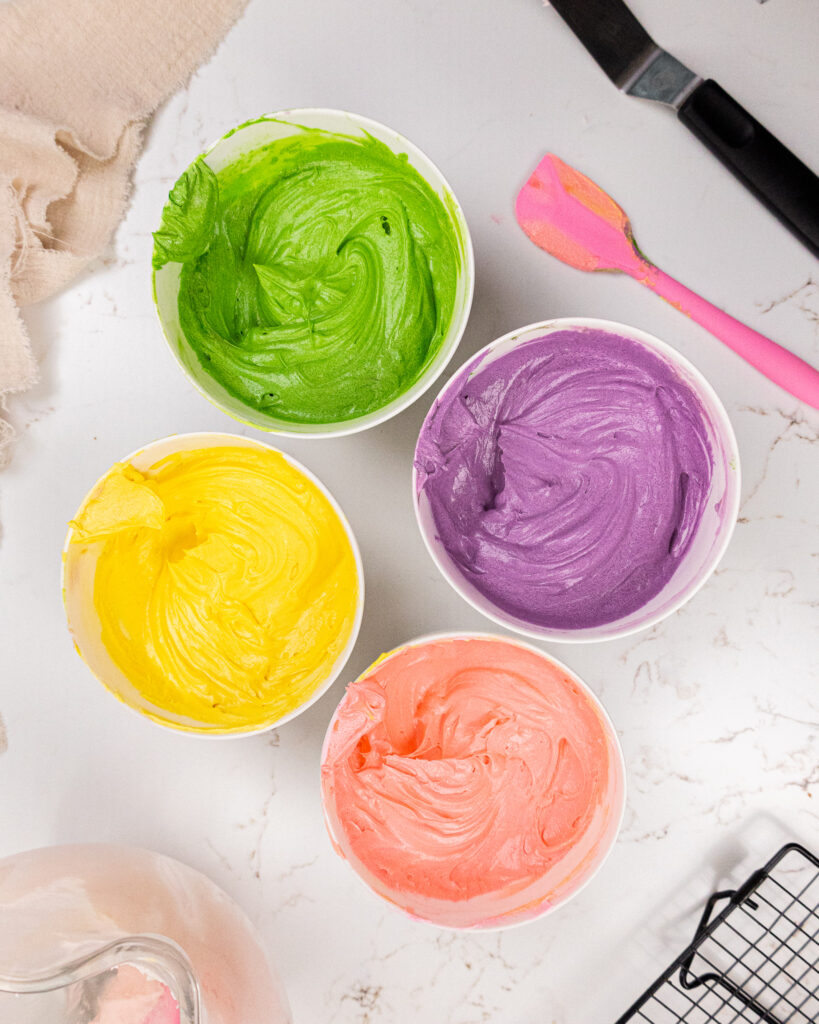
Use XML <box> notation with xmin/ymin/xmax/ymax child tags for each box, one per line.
<box><xmin>0</xmin><ymin>0</ymin><xmax>247</xmax><ymax>467</ymax></box>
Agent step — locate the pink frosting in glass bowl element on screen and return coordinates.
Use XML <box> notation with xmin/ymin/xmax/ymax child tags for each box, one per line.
<box><xmin>320</xmin><ymin>633</ymin><xmax>625</xmax><ymax>929</ymax></box>
<box><xmin>0</xmin><ymin>844</ymin><xmax>291</xmax><ymax>1024</ymax></box>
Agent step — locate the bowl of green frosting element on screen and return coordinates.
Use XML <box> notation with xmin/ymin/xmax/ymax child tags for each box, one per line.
<box><xmin>152</xmin><ymin>109</ymin><xmax>474</xmax><ymax>435</ymax></box>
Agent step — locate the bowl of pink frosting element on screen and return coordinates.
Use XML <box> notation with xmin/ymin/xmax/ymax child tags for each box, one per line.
<box><xmin>0</xmin><ymin>844</ymin><xmax>291</xmax><ymax>1024</ymax></box>
<box><xmin>320</xmin><ymin>633</ymin><xmax>625</xmax><ymax>929</ymax></box>
<box><xmin>413</xmin><ymin>318</ymin><xmax>740</xmax><ymax>643</ymax></box>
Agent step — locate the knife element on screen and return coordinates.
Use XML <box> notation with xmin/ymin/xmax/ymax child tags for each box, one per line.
<box><xmin>546</xmin><ymin>0</ymin><xmax>819</xmax><ymax>258</ymax></box>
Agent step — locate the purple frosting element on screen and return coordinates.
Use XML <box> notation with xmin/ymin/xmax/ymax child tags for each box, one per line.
<box><xmin>414</xmin><ymin>328</ymin><xmax>715</xmax><ymax>630</ymax></box>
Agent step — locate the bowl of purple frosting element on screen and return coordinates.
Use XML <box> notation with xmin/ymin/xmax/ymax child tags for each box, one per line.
<box><xmin>413</xmin><ymin>318</ymin><xmax>740</xmax><ymax>643</ymax></box>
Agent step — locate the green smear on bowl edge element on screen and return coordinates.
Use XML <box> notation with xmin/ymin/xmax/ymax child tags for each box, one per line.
<box><xmin>153</xmin><ymin>125</ymin><xmax>463</xmax><ymax>425</ymax></box>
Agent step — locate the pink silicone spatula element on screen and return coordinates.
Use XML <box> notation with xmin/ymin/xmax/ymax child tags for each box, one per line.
<box><xmin>516</xmin><ymin>153</ymin><xmax>819</xmax><ymax>409</ymax></box>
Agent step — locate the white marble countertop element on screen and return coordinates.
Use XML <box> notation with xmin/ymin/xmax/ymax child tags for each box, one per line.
<box><xmin>1</xmin><ymin>0</ymin><xmax>818</xmax><ymax>1020</ymax></box>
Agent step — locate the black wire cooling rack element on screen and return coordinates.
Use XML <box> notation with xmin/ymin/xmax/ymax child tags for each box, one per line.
<box><xmin>615</xmin><ymin>843</ymin><xmax>819</xmax><ymax>1023</ymax></box>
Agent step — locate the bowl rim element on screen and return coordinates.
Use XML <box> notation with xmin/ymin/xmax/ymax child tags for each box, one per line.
<box><xmin>412</xmin><ymin>316</ymin><xmax>742</xmax><ymax>644</ymax></box>
<box><xmin>61</xmin><ymin>430</ymin><xmax>365</xmax><ymax>738</ymax></box>
<box><xmin>319</xmin><ymin>629</ymin><xmax>627</xmax><ymax>931</ymax></box>
<box><xmin>151</xmin><ymin>107</ymin><xmax>476</xmax><ymax>439</ymax></box>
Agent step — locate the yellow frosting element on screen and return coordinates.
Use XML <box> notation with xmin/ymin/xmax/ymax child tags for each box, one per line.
<box><xmin>69</xmin><ymin>445</ymin><xmax>359</xmax><ymax>729</ymax></box>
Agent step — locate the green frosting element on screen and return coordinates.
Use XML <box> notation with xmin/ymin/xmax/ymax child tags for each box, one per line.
<box><xmin>153</xmin><ymin>125</ymin><xmax>463</xmax><ymax>424</ymax></box>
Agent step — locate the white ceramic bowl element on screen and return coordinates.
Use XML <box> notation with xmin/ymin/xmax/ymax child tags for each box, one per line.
<box><xmin>152</xmin><ymin>108</ymin><xmax>475</xmax><ymax>437</ymax></box>
<box><xmin>62</xmin><ymin>432</ymin><xmax>364</xmax><ymax>736</ymax></box>
<box><xmin>320</xmin><ymin>631</ymin><xmax>626</xmax><ymax>930</ymax></box>
<box><xmin>413</xmin><ymin>318</ymin><xmax>741</xmax><ymax>644</ymax></box>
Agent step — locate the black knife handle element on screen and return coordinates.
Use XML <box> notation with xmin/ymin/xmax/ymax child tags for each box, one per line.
<box><xmin>678</xmin><ymin>79</ymin><xmax>819</xmax><ymax>258</ymax></box>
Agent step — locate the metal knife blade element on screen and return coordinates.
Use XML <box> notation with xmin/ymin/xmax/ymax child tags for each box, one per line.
<box><xmin>547</xmin><ymin>0</ymin><xmax>701</xmax><ymax>108</ymax></box>
<box><xmin>544</xmin><ymin>0</ymin><xmax>819</xmax><ymax>256</ymax></box>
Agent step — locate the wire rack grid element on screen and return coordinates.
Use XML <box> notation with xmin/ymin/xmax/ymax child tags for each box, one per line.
<box><xmin>615</xmin><ymin>843</ymin><xmax>819</xmax><ymax>1024</ymax></box>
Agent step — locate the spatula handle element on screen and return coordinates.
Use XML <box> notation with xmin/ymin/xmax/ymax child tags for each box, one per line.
<box><xmin>678</xmin><ymin>80</ymin><xmax>819</xmax><ymax>258</ymax></box>
<box><xmin>642</xmin><ymin>266</ymin><xmax>819</xmax><ymax>409</ymax></box>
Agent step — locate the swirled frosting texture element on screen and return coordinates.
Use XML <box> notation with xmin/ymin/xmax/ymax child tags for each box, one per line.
<box><xmin>321</xmin><ymin>636</ymin><xmax>621</xmax><ymax>928</ymax></box>
<box><xmin>68</xmin><ymin>446</ymin><xmax>359</xmax><ymax>729</ymax></box>
<box><xmin>154</xmin><ymin>126</ymin><xmax>462</xmax><ymax>424</ymax></box>
<box><xmin>415</xmin><ymin>329</ymin><xmax>715</xmax><ymax>630</ymax></box>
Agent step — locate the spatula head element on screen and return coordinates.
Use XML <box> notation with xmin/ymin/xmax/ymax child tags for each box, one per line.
<box><xmin>515</xmin><ymin>154</ymin><xmax>645</xmax><ymax>274</ymax></box>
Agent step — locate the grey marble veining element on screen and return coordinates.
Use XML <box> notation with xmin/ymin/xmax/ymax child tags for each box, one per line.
<box><xmin>0</xmin><ymin>1</ymin><xmax>817</xmax><ymax>1021</ymax></box>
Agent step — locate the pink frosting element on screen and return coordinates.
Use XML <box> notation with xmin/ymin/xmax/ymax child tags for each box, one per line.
<box><xmin>321</xmin><ymin>636</ymin><xmax>624</xmax><ymax>928</ymax></box>
<box><xmin>0</xmin><ymin>845</ymin><xmax>291</xmax><ymax>1024</ymax></box>
<box><xmin>88</xmin><ymin>966</ymin><xmax>179</xmax><ymax>1024</ymax></box>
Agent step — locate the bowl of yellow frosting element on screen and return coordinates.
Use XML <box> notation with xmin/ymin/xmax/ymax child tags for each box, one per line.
<box><xmin>63</xmin><ymin>433</ymin><xmax>363</xmax><ymax>735</ymax></box>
